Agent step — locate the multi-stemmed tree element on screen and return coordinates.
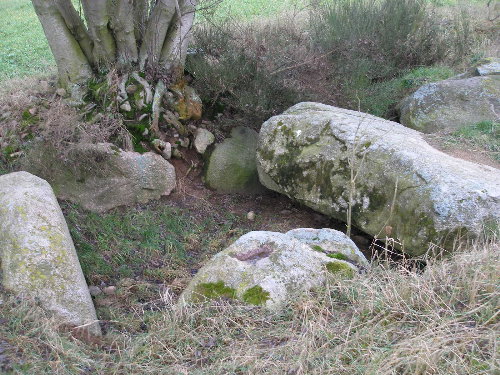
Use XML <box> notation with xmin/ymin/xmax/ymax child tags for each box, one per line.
<box><xmin>32</xmin><ymin>0</ymin><xmax>197</xmax><ymax>92</ymax></box>
<box><xmin>31</xmin><ymin>0</ymin><xmax>201</xmax><ymax>151</ymax></box>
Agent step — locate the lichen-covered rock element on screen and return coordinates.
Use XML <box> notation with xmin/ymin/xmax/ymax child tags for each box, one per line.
<box><xmin>286</xmin><ymin>228</ymin><xmax>369</xmax><ymax>267</ymax></box>
<box><xmin>398</xmin><ymin>76</ymin><xmax>500</xmax><ymax>133</ymax></box>
<box><xmin>0</xmin><ymin>172</ymin><xmax>100</xmax><ymax>335</ymax></box>
<box><xmin>257</xmin><ymin>102</ymin><xmax>500</xmax><ymax>256</ymax></box>
<box><xmin>23</xmin><ymin>143</ymin><xmax>176</xmax><ymax>212</ymax></box>
<box><xmin>179</xmin><ymin>231</ymin><xmax>358</xmax><ymax>310</ymax></box>
<box><xmin>204</xmin><ymin>127</ymin><xmax>264</xmax><ymax>194</ymax></box>
<box><xmin>167</xmin><ymin>85</ymin><xmax>202</xmax><ymax>121</ymax></box>
<box><xmin>475</xmin><ymin>57</ymin><xmax>500</xmax><ymax>76</ymax></box>
<box><xmin>194</xmin><ymin>128</ymin><xmax>215</xmax><ymax>154</ymax></box>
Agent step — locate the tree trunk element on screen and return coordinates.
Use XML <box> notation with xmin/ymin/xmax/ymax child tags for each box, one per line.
<box><xmin>32</xmin><ymin>0</ymin><xmax>198</xmax><ymax>89</ymax></box>
<box><xmin>32</xmin><ymin>0</ymin><xmax>93</xmax><ymax>92</ymax></box>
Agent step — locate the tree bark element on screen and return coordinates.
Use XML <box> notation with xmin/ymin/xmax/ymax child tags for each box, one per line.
<box><xmin>32</xmin><ymin>0</ymin><xmax>197</xmax><ymax>90</ymax></box>
<box><xmin>133</xmin><ymin>0</ymin><xmax>149</xmax><ymax>45</ymax></box>
<box><xmin>110</xmin><ymin>0</ymin><xmax>139</xmax><ymax>67</ymax></box>
<box><xmin>160</xmin><ymin>0</ymin><xmax>197</xmax><ymax>72</ymax></box>
<box><xmin>139</xmin><ymin>0</ymin><xmax>177</xmax><ymax>70</ymax></box>
<box><xmin>81</xmin><ymin>0</ymin><xmax>116</xmax><ymax>67</ymax></box>
<box><xmin>54</xmin><ymin>0</ymin><xmax>95</xmax><ymax>66</ymax></box>
<box><xmin>32</xmin><ymin>0</ymin><xmax>93</xmax><ymax>89</ymax></box>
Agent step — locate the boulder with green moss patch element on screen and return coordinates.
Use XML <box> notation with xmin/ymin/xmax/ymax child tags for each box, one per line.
<box><xmin>23</xmin><ymin>143</ymin><xmax>176</xmax><ymax>212</ymax></box>
<box><xmin>257</xmin><ymin>102</ymin><xmax>500</xmax><ymax>256</ymax></box>
<box><xmin>179</xmin><ymin>231</ymin><xmax>358</xmax><ymax>310</ymax></box>
<box><xmin>398</xmin><ymin>76</ymin><xmax>500</xmax><ymax>133</ymax></box>
<box><xmin>204</xmin><ymin>127</ymin><xmax>265</xmax><ymax>194</ymax></box>
<box><xmin>0</xmin><ymin>172</ymin><xmax>100</xmax><ymax>335</ymax></box>
<box><xmin>286</xmin><ymin>228</ymin><xmax>368</xmax><ymax>267</ymax></box>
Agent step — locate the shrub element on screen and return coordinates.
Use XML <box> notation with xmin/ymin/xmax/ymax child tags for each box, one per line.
<box><xmin>310</xmin><ymin>0</ymin><xmax>475</xmax><ymax>112</ymax></box>
<box><xmin>360</xmin><ymin>66</ymin><xmax>456</xmax><ymax>119</ymax></box>
<box><xmin>186</xmin><ymin>16</ymin><xmax>326</xmax><ymax>127</ymax></box>
<box><xmin>188</xmin><ymin>0</ymin><xmax>477</xmax><ymax>128</ymax></box>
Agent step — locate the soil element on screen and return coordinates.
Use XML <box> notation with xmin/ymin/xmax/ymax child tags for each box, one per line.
<box><xmin>166</xmin><ymin>147</ymin><xmax>374</xmax><ymax>257</ymax></box>
<box><xmin>424</xmin><ymin>133</ymin><xmax>500</xmax><ymax>170</ymax></box>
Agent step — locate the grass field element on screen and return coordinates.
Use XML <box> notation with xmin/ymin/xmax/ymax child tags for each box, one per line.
<box><xmin>0</xmin><ymin>0</ymin><xmax>54</xmax><ymax>81</ymax></box>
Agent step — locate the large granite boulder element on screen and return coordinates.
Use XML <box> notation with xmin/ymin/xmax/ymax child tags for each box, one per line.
<box><xmin>179</xmin><ymin>230</ymin><xmax>361</xmax><ymax>310</ymax></box>
<box><xmin>204</xmin><ymin>127</ymin><xmax>264</xmax><ymax>194</ymax></box>
<box><xmin>398</xmin><ymin>75</ymin><xmax>500</xmax><ymax>133</ymax></box>
<box><xmin>23</xmin><ymin>142</ymin><xmax>176</xmax><ymax>212</ymax></box>
<box><xmin>257</xmin><ymin>102</ymin><xmax>500</xmax><ymax>256</ymax></box>
<box><xmin>0</xmin><ymin>172</ymin><xmax>101</xmax><ymax>335</ymax></box>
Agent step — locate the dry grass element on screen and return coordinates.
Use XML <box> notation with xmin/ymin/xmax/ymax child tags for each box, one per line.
<box><xmin>0</xmin><ymin>73</ymin><xmax>133</xmax><ymax>176</ymax></box>
<box><xmin>1</xmin><ymin>240</ymin><xmax>498</xmax><ymax>374</ymax></box>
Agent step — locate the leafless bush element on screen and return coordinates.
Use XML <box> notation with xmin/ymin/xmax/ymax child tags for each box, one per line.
<box><xmin>38</xmin><ymin>99</ymin><xmax>131</xmax><ymax>156</ymax></box>
<box><xmin>187</xmin><ymin>13</ymin><xmax>338</xmax><ymax>128</ymax></box>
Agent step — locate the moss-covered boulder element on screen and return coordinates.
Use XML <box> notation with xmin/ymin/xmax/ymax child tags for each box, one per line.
<box><xmin>179</xmin><ymin>231</ymin><xmax>359</xmax><ymax>310</ymax></box>
<box><xmin>204</xmin><ymin>127</ymin><xmax>264</xmax><ymax>194</ymax></box>
<box><xmin>0</xmin><ymin>172</ymin><xmax>100</xmax><ymax>335</ymax></box>
<box><xmin>398</xmin><ymin>76</ymin><xmax>500</xmax><ymax>133</ymax></box>
<box><xmin>257</xmin><ymin>102</ymin><xmax>500</xmax><ymax>256</ymax></box>
<box><xmin>23</xmin><ymin>143</ymin><xmax>176</xmax><ymax>212</ymax></box>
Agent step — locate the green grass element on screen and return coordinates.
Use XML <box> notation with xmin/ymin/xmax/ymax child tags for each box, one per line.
<box><xmin>62</xmin><ymin>203</ymin><xmax>250</xmax><ymax>285</ymax></box>
<box><xmin>0</xmin><ymin>0</ymin><xmax>54</xmax><ymax>81</ymax></box>
<box><xmin>62</xmin><ymin>202</ymin><xmax>242</xmax><ymax>285</ymax></box>
<box><xmin>205</xmin><ymin>0</ymin><xmax>307</xmax><ymax>19</ymax></box>
<box><xmin>451</xmin><ymin>121</ymin><xmax>500</xmax><ymax>161</ymax></box>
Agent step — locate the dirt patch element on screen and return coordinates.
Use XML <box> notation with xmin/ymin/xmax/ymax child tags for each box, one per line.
<box><xmin>162</xmin><ymin>150</ymin><xmax>373</xmax><ymax>258</ymax></box>
<box><xmin>424</xmin><ymin>133</ymin><xmax>500</xmax><ymax>170</ymax></box>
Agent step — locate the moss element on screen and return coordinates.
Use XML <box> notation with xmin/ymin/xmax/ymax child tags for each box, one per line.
<box><xmin>21</xmin><ymin>110</ymin><xmax>39</xmax><ymax>127</ymax></box>
<box><xmin>86</xmin><ymin>78</ymin><xmax>109</xmax><ymax>105</ymax></box>
<box><xmin>194</xmin><ymin>281</ymin><xmax>237</xmax><ymax>301</ymax></box>
<box><xmin>126</xmin><ymin>120</ymin><xmax>151</xmax><ymax>153</ymax></box>
<box><xmin>483</xmin><ymin>219</ymin><xmax>500</xmax><ymax>238</ymax></box>
<box><xmin>258</xmin><ymin>145</ymin><xmax>275</xmax><ymax>162</ymax></box>
<box><xmin>327</xmin><ymin>252</ymin><xmax>349</xmax><ymax>261</ymax></box>
<box><xmin>242</xmin><ymin>285</ymin><xmax>270</xmax><ymax>306</ymax></box>
<box><xmin>311</xmin><ymin>244</ymin><xmax>324</xmax><ymax>252</ymax></box>
<box><xmin>110</xmin><ymin>145</ymin><xmax>121</xmax><ymax>155</ymax></box>
<box><xmin>326</xmin><ymin>261</ymin><xmax>355</xmax><ymax>278</ymax></box>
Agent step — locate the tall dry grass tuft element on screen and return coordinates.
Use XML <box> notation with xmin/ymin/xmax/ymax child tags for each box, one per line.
<box><xmin>1</xmin><ymin>240</ymin><xmax>498</xmax><ymax>374</ymax></box>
